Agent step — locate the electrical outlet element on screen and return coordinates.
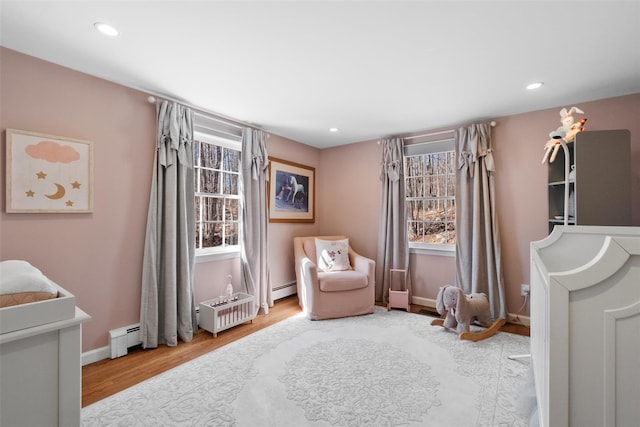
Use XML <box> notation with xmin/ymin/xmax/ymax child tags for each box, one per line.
<box><xmin>521</xmin><ymin>284</ymin><xmax>530</xmax><ymax>296</ymax></box>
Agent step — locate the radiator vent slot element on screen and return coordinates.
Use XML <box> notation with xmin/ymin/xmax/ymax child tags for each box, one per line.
<box><xmin>273</xmin><ymin>282</ymin><xmax>295</xmax><ymax>292</ymax></box>
<box><xmin>109</xmin><ymin>323</ymin><xmax>142</xmax><ymax>359</ymax></box>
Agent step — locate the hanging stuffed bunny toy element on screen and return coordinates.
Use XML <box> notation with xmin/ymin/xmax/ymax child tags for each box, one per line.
<box><xmin>542</xmin><ymin>106</ymin><xmax>587</xmax><ymax>164</ymax></box>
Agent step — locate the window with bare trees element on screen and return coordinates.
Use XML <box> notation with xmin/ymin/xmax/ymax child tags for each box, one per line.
<box><xmin>405</xmin><ymin>140</ymin><xmax>456</xmax><ymax>251</ymax></box>
<box><xmin>194</xmin><ymin>132</ymin><xmax>241</xmax><ymax>254</ymax></box>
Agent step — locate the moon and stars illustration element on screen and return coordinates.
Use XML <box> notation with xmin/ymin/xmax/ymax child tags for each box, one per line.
<box><xmin>45</xmin><ymin>182</ymin><xmax>66</xmax><ymax>200</ymax></box>
<box><xmin>9</xmin><ymin>132</ymin><xmax>91</xmax><ymax>212</ymax></box>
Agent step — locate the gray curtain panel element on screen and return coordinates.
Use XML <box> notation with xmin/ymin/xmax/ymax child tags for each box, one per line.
<box><xmin>455</xmin><ymin>122</ymin><xmax>506</xmax><ymax>320</ymax></box>
<box><xmin>240</xmin><ymin>128</ymin><xmax>272</xmax><ymax>314</ymax></box>
<box><xmin>376</xmin><ymin>138</ymin><xmax>411</xmax><ymax>304</ymax></box>
<box><xmin>140</xmin><ymin>101</ymin><xmax>196</xmax><ymax>348</ymax></box>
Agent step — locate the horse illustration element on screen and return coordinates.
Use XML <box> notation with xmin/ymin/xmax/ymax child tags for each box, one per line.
<box><xmin>287</xmin><ymin>175</ymin><xmax>305</xmax><ymax>205</ymax></box>
<box><xmin>293</xmin><ymin>189</ymin><xmax>306</xmax><ymax>209</ymax></box>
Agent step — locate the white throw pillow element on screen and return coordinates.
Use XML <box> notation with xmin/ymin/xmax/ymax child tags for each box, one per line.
<box><xmin>315</xmin><ymin>238</ymin><xmax>351</xmax><ymax>272</ymax></box>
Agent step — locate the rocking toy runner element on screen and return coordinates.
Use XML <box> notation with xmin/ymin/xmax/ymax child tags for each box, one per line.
<box><xmin>430</xmin><ymin>285</ymin><xmax>506</xmax><ymax>342</ymax></box>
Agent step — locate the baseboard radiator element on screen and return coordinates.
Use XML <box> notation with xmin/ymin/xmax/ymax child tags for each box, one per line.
<box><xmin>109</xmin><ymin>324</ymin><xmax>141</xmax><ymax>359</ymax></box>
<box><xmin>273</xmin><ymin>281</ymin><xmax>297</xmax><ymax>301</ymax></box>
<box><xmin>109</xmin><ymin>310</ymin><xmax>201</xmax><ymax>359</ymax></box>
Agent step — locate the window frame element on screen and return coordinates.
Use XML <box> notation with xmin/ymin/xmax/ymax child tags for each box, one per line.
<box><xmin>404</xmin><ymin>138</ymin><xmax>456</xmax><ymax>255</ymax></box>
<box><xmin>193</xmin><ymin>130</ymin><xmax>242</xmax><ymax>260</ymax></box>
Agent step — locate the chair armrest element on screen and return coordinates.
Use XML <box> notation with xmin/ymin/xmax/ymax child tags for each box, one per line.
<box><xmin>293</xmin><ymin>237</ymin><xmax>319</xmax><ymax>290</ymax></box>
<box><xmin>349</xmin><ymin>248</ymin><xmax>375</xmax><ymax>283</ymax></box>
<box><xmin>298</xmin><ymin>255</ymin><xmax>319</xmax><ymax>285</ymax></box>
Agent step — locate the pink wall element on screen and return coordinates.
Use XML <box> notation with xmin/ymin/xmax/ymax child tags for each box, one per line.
<box><xmin>0</xmin><ymin>48</ymin><xmax>156</xmax><ymax>351</ymax></box>
<box><xmin>320</xmin><ymin>93</ymin><xmax>640</xmax><ymax>317</ymax></box>
<box><xmin>318</xmin><ymin>140</ymin><xmax>382</xmax><ymax>259</ymax></box>
<box><xmin>495</xmin><ymin>94</ymin><xmax>640</xmax><ymax>316</ymax></box>
<box><xmin>192</xmin><ymin>134</ymin><xmax>322</xmax><ymax>305</ymax></box>
<box><xmin>260</xmin><ymin>134</ymin><xmax>321</xmax><ymax>292</ymax></box>
<box><xmin>0</xmin><ymin>47</ymin><xmax>324</xmax><ymax>352</ymax></box>
<box><xmin>2</xmin><ymin>47</ymin><xmax>639</xmax><ymax>354</ymax></box>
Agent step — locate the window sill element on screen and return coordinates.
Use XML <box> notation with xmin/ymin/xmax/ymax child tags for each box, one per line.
<box><xmin>409</xmin><ymin>244</ymin><xmax>455</xmax><ymax>257</ymax></box>
<box><xmin>196</xmin><ymin>250</ymin><xmax>240</xmax><ymax>263</ymax></box>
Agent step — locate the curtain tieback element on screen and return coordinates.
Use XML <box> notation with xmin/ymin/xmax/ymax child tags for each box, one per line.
<box><xmin>458</xmin><ymin>151</ymin><xmax>475</xmax><ymax>177</ymax></box>
<box><xmin>177</xmin><ymin>137</ymin><xmax>193</xmax><ymax>168</ymax></box>
<box><xmin>158</xmin><ymin>134</ymin><xmax>173</xmax><ymax>167</ymax></box>
<box><xmin>484</xmin><ymin>149</ymin><xmax>496</xmax><ymax>172</ymax></box>
<box><xmin>159</xmin><ymin>135</ymin><xmax>194</xmax><ymax>168</ymax></box>
<box><xmin>251</xmin><ymin>154</ymin><xmax>268</xmax><ymax>180</ymax></box>
<box><xmin>381</xmin><ymin>160</ymin><xmax>401</xmax><ymax>182</ymax></box>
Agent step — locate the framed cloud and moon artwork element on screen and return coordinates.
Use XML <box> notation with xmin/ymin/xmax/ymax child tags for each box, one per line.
<box><xmin>268</xmin><ymin>157</ymin><xmax>315</xmax><ymax>223</ymax></box>
<box><xmin>6</xmin><ymin>129</ymin><xmax>94</xmax><ymax>213</ymax></box>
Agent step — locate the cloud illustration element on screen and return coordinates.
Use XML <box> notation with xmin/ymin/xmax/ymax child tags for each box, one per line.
<box><xmin>25</xmin><ymin>140</ymin><xmax>80</xmax><ymax>163</ymax></box>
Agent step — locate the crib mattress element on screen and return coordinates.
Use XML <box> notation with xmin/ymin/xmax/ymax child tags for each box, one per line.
<box><xmin>0</xmin><ymin>260</ymin><xmax>76</xmax><ymax>334</ymax></box>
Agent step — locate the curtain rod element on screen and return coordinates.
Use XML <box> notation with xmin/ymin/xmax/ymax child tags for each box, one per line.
<box><xmin>193</xmin><ymin>111</ymin><xmax>243</xmax><ymax>131</ymax></box>
<box><xmin>146</xmin><ymin>95</ymin><xmax>259</xmax><ymax>132</ymax></box>
<box><xmin>401</xmin><ymin>120</ymin><xmax>497</xmax><ymax>141</ymax></box>
<box><xmin>403</xmin><ymin>129</ymin><xmax>454</xmax><ymax>140</ymax></box>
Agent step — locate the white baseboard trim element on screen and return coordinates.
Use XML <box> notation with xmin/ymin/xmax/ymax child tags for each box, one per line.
<box><xmin>412</xmin><ymin>295</ymin><xmax>436</xmax><ymax>309</ymax></box>
<box><xmin>82</xmin><ymin>345</ymin><xmax>110</xmax><ymax>366</ymax></box>
<box><xmin>412</xmin><ymin>295</ymin><xmax>530</xmax><ymax>326</ymax></box>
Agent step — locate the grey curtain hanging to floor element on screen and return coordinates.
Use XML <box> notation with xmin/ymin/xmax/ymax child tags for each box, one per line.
<box><xmin>376</xmin><ymin>138</ymin><xmax>411</xmax><ymax>304</ymax></box>
<box><xmin>455</xmin><ymin>122</ymin><xmax>506</xmax><ymax>320</ymax></box>
<box><xmin>140</xmin><ymin>101</ymin><xmax>196</xmax><ymax>348</ymax></box>
<box><xmin>240</xmin><ymin>128</ymin><xmax>272</xmax><ymax>314</ymax></box>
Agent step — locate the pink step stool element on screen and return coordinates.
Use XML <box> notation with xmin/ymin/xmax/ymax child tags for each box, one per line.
<box><xmin>387</xmin><ymin>269</ymin><xmax>409</xmax><ymax>311</ymax></box>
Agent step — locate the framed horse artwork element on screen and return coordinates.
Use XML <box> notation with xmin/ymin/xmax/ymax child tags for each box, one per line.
<box><xmin>268</xmin><ymin>157</ymin><xmax>315</xmax><ymax>223</ymax></box>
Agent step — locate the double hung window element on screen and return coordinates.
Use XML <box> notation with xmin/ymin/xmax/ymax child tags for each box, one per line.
<box><xmin>404</xmin><ymin>138</ymin><xmax>456</xmax><ymax>252</ymax></box>
<box><xmin>193</xmin><ymin>116</ymin><xmax>242</xmax><ymax>256</ymax></box>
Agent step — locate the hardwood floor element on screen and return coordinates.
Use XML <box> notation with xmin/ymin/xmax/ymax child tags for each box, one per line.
<box><xmin>82</xmin><ymin>296</ymin><xmax>529</xmax><ymax>407</ymax></box>
<box><xmin>82</xmin><ymin>295</ymin><xmax>302</xmax><ymax>407</ymax></box>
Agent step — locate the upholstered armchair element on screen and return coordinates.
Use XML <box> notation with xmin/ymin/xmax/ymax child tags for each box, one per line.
<box><xmin>293</xmin><ymin>235</ymin><xmax>375</xmax><ymax>320</ymax></box>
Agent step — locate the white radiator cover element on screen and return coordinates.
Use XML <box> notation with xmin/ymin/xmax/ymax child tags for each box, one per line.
<box><xmin>273</xmin><ymin>281</ymin><xmax>296</xmax><ymax>301</ymax></box>
<box><xmin>109</xmin><ymin>324</ymin><xmax>141</xmax><ymax>359</ymax></box>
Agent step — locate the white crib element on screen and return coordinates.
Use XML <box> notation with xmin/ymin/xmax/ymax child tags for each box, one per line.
<box><xmin>530</xmin><ymin>226</ymin><xmax>640</xmax><ymax>427</ymax></box>
<box><xmin>199</xmin><ymin>292</ymin><xmax>256</xmax><ymax>337</ymax></box>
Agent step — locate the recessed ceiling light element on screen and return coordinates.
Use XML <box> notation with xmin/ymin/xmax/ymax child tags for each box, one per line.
<box><xmin>329</xmin><ymin>128</ymin><xmax>339</xmax><ymax>133</ymax></box>
<box><xmin>94</xmin><ymin>22</ymin><xmax>119</xmax><ymax>37</ymax></box>
<box><xmin>526</xmin><ymin>82</ymin><xmax>543</xmax><ymax>90</ymax></box>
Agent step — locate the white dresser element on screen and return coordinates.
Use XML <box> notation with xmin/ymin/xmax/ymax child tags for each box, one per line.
<box><xmin>530</xmin><ymin>226</ymin><xmax>640</xmax><ymax>427</ymax></box>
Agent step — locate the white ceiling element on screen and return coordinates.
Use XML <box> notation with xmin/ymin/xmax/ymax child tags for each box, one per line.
<box><xmin>1</xmin><ymin>1</ymin><xmax>639</xmax><ymax>148</ymax></box>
